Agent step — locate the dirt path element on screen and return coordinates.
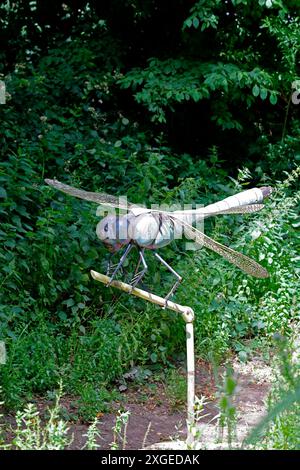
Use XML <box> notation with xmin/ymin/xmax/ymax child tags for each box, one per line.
<box><xmin>69</xmin><ymin>357</ymin><xmax>273</xmax><ymax>450</ymax></box>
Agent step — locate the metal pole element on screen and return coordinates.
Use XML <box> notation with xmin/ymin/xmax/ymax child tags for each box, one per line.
<box><xmin>186</xmin><ymin>321</ymin><xmax>195</xmax><ymax>447</ymax></box>
<box><xmin>90</xmin><ymin>270</ymin><xmax>194</xmax><ymax>322</ymax></box>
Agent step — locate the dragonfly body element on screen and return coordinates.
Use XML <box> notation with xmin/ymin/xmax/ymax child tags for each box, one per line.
<box><xmin>97</xmin><ymin>212</ymin><xmax>177</xmax><ymax>251</ymax></box>
<box><xmin>45</xmin><ymin>179</ymin><xmax>272</xmax><ymax>303</ymax></box>
<box><xmin>96</xmin><ymin>186</ymin><xmax>271</xmax><ymax>251</ymax></box>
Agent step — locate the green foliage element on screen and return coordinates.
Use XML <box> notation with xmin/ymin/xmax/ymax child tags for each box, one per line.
<box><xmin>165</xmin><ymin>368</ymin><xmax>187</xmax><ymax>410</ymax></box>
<box><xmin>82</xmin><ymin>417</ymin><xmax>101</xmax><ymax>450</ymax></box>
<box><xmin>0</xmin><ymin>316</ymin><xmax>123</xmax><ymax>416</ymax></box>
<box><xmin>118</xmin><ymin>0</ymin><xmax>299</xmax><ymax>142</ymax></box>
<box><xmin>119</xmin><ymin>58</ymin><xmax>278</xmax><ymax>127</ymax></box>
<box><xmin>183</xmin><ymin>0</ymin><xmax>221</xmax><ymax>32</ymax></box>
<box><xmin>75</xmin><ymin>384</ymin><xmax>119</xmax><ymax>422</ymax></box>
<box><xmin>9</xmin><ymin>384</ymin><xmax>70</xmax><ymax>450</ymax></box>
<box><xmin>115</xmin><ymin>302</ymin><xmax>184</xmax><ymax>368</ymax></box>
<box><xmin>111</xmin><ymin>410</ymin><xmax>130</xmax><ymax>450</ymax></box>
<box><xmin>246</xmin><ymin>334</ymin><xmax>300</xmax><ymax>449</ymax></box>
<box><xmin>217</xmin><ymin>366</ymin><xmax>237</xmax><ymax>447</ymax></box>
<box><xmin>0</xmin><ymin>385</ymin><xmax>121</xmax><ymax>451</ymax></box>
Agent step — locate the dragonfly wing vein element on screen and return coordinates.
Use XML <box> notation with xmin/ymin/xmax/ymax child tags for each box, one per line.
<box><xmin>45</xmin><ymin>179</ymin><xmax>137</xmax><ymax>210</ymax></box>
<box><xmin>171</xmin><ymin>216</ymin><xmax>269</xmax><ymax>279</ymax></box>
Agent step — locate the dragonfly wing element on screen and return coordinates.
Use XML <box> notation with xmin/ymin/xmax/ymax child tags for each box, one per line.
<box><xmin>45</xmin><ymin>179</ymin><xmax>138</xmax><ymax>210</ymax></box>
<box><xmin>170</xmin><ymin>216</ymin><xmax>269</xmax><ymax>279</ymax></box>
<box><xmin>201</xmin><ymin>232</ymin><xmax>269</xmax><ymax>278</ymax></box>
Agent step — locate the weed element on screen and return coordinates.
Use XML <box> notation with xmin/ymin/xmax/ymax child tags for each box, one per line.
<box><xmin>165</xmin><ymin>368</ymin><xmax>187</xmax><ymax>410</ymax></box>
<box><xmin>110</xmin><ymin>410</ymin><xmax>130</xmax><ymax>450</ymax></box>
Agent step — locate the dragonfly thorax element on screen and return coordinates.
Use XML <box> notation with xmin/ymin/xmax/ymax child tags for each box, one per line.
<box><xmin>96</xmin><ymin>213</ymin><xmax>175</xmax><ymax>252</ymax></box>
<box><xmin>128</xmin><ymin>213</ymin><xmax>175</xmax><ymax>249</ymax></box>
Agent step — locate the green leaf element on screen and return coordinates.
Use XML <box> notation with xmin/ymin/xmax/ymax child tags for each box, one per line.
<box><xmin>270</xmin><ymin>93</ymin><xmax>278</xmax><ymax>105</ymax></box>
<box><xmin>226</xmin><ymin>376</ymin><xmax>237</xmax><ymax>395</ymax></box>
<box><xmin>184</xmin><ymin>18</ymin><xmax>192</xmax><ymax>29</ymax></box>
<box><xmin>252</xmin><ymin>84</ymin><xmax>260</xmax><ymax>97</ymax></box>
<box><xmin>0</xmin><ymin>187</ymin><xmax>7</xmax><ymax>198</ymax></box>
<box><xmin>150</xmin><ymin>352</ymin><xmax>157</xmax><ymax>363</ymax></box>
<box><xmin>260</xmin><ymin>88</ymin><xmax>268</xmax><ymax>100</ymax></box>
<box><xmin>58</xmin><ymin>311</ymin><xmax>67</xmax><ymax>321</ymax></box>
<box><xmin>238</xmin><ymin>350</ymin><xmax>248</xmax><ymax>362</ymax></box>
<box><xmin>65</xmin><ymin>298</ymin><xmax>75</xmax><ymax>307</ymax></box>
<box><xmin>193</xmin><ymin>17</ymin><xmax>200</xmax><ymax>29</ymax></box>
<box><xmin>79</xmin><ymin>325</ymin><xmax>86</xmax><ymax>334</ymax></box>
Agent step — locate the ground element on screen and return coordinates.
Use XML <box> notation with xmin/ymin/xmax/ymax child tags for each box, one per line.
<box><xmin>2</xmin><ymin>356</ymin><xmax>274</xmax><ymax>450</ymax></box>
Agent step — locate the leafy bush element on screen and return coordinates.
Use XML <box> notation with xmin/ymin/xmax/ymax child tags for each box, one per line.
<box><xmin>11</xmin><ymin>385</ymin><xmax>70</xmax><ymax>450</ymax></box>
<box><xmin>0</xmin><ymin>316</ymin><xmax>122</xmax><ymax>414</ymax></box>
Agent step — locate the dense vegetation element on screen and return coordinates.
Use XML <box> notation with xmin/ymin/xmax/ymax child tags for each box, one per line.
<box><xmin>0</xmin><ymin>0</ymin><xmax>299</xmax><ymax>439</ymax></box>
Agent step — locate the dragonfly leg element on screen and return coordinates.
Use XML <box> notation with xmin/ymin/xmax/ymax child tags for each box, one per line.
<box><xmin>106</xmin><ymin>253</ymin><xmax>114</xmax><ymax>276</ymax></box>
<box><xmin>106</xmin><ymin>254</ymin><xmax>125</xmax><ymax>277</ymax></box>
<box><xmin>154</xmin><ymin>252</ymin><xmax>182</xmax><ymax>307</ymax></box>
<box><xmin>129</xmin><ymin>249</ymin><xmax>148</xmax><ymax>290</ymax></box>
<box><xmin>107</xmin><ymin>243</ymin><xmax>134</xmax><ymax>286</ymax></box>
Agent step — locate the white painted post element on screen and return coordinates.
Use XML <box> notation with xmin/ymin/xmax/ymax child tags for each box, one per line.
<box><xmin>0</xmin><ymin>81</ymin><xmax>5</xmax><ymax>105</ymax></box>
<box><xmin>186</xmin><ymin>321</ymin><xmax>195</xmax><ymax>447</ymax></box>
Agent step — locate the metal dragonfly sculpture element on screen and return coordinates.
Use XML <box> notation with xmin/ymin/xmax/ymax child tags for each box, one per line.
<box><xmin>45</xmin><ymin>179</ymin><xmax>271</xmax><ymax>304</ymax></box>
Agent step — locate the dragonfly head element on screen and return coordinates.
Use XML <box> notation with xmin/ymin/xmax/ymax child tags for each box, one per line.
<box><xmin>96</xmin><ymin>214</ymin><xmax>131</xmax><ymax>252</ymax></box>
